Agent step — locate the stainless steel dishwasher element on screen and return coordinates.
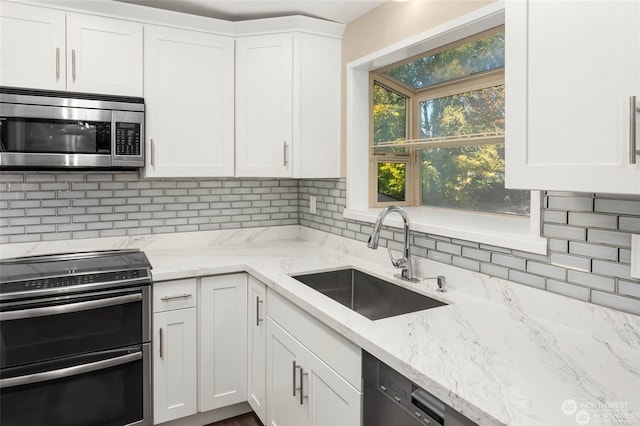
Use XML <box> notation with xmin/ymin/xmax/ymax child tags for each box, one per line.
<box><xmin>363</xmin><ymin>351</ymin><xmax>478</xmax><ymax>426</ymax></box>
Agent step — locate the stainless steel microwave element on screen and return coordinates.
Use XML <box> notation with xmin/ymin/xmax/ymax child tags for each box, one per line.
<box><xmin>0</xmin><ymin>87</ymin><xmax>144</xmax><ymax>170</ymax></box>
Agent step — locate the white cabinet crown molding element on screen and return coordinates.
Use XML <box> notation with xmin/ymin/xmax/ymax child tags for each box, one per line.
<box><xmin>6</xmin><ymin>0</ymin><xmax>345</xmax><ymax>37</ymax></box>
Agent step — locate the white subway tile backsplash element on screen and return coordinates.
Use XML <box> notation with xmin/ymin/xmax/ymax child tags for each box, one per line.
<box><xmin>591</xmin><ymin>290</ymin><xmax>640</xmax><ymax>315</ymax></box>
<box><xmin>594</xmin><ymin>198</ymin><xmax>640</xmax><ymax>215</ymax></box>
<box><xmin>527</xmin><ymin>261</ymin><xmax>567</xmax><ymax>280</ymax></box>
<box><xmin>546</xmin><ymin>279</ymin><xmax>590</xmax><ymax>301</ymax></box>
<box><xmin>492</xmin><ymin>253</ymin><xmax>526</xmax><ymax>270</ymax></box>
<box><xmin>619</xmin><ymin>217</ymin><xmax>640</xmax><ymax>233</ymax></box>
<box><xmin>549</xmin><ymin>252</ymin><xmax>591</xmax><ymax>272</ymax></box>
<box><xmin>2</xmin><ymin>176</ymin><xmax>639</xmax><ymax>315</ymax></box>
<box><xmin>566</xmin><ymin>270</ymin><xmax>615</xmax><ymax>292</ymax></box>
<box><xmin>546</xmin><ymin>195</ymin><xmax>593</xmax><ymax>211</ymax></box>
<box><xmin>543</xmin><ymin>224</ymin><xmax>587</xmax><ymax>240</ymax></box>
<box><xmin>592</xmin><ymin>260</ymin><xmax>631</xmax><ymax>279</ymax></box>
<box><xmin>569</xmin><ymin>241</ymin><xmax>618</xmax><ymax>261</ymax></box>
<box><xmin>568</xmin><ymin>212</ymin><xmax>618</xmax><ymax>229</ymax></box>
<box><xmin>588</xmin><ymin>229</ymin><xmax>632</xmax><ymax>247</ymax></box>
<box><xmin>509</xmin><ymin>270</ymin><xmax>546</xmax><ymax>289</ymax></box>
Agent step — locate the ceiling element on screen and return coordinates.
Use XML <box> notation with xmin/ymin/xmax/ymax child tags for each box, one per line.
<box><xmin>114</xmin><ymin>0</ymin><xmax>386</xmax><ymax>24</ymax></box>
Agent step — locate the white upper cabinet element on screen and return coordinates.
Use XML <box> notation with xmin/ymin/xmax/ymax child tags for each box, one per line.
<box><xmin>235</xmin><ymin>21</ymin><xmax>343</xmax><ymax>178</ymax></box>
<box><xmin>0</xmin><ymin>2</ymin><xmax>142</xmax><ymax>96</ymax></box>
<box><xmin>66</xmin><ymin>13</ymin><xmax>143</xmax><ymax>96</ymax></box>
<box><xmin>506</xmin><ymin>0</ymin><xmax>640</xmax><ymax>194</ymax></box>
<box><xmin>0</xmin><ymin>2</ymin><xmax>66</xmax><ymax>90</ymax></box>
<box><xmin>235</xmin><ymin>33</ymin><xmax>294</xmax><ymax>177</ymax></box>
<box><xmin>143</xmin><ymin>25</ymin><xmax>234</xmax><ymax>177</ymax></box>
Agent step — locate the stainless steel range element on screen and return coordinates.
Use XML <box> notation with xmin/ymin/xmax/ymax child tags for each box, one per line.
<box><xmin>0</xmin><ymin>250</ymin><xmax>152</xmax><ymax>426</ymax></box>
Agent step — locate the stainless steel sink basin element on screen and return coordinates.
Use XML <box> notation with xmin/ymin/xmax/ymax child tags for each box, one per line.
<box><xmin>291</xmin><ymin>268</ymin><xmax>446</xmax><ymax>320</ymax></box>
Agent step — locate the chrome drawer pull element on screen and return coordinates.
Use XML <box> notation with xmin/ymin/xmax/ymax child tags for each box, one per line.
<box><xmin>0</xmin><ymin>293</ymin><xmax>141</xmax><ymax>321</ymax></box>
<box><xmin>160</xmin><ymin>293</ymin><xmax>192</xmax><ymax>301</ymax></box>
<box><xmin>299</xmin><ymin>367</ymin><xmax>308</xmax><ymax>405</ymax></box>
<box><xmin>0</xmin><ymin>351</ymin><xmax>142</xmax><ymax>389</ymax></box>
<box><xmin>56</xmin><ymin>47</ymin><xmax>60</xmax><ymax>79</ymax></box>
<box><xmin>292</xmin><ymin>360</ymin><xmax>299</xmax><ymax>396</ymax></box>
<box><xmin>256</xmin><ymin>297</ymin><xmax>264</xmax><ymax>326</ymax></box>
<box><xmin>631</xmin><ymin>96</ymin><xmax>639</xmax><ymax>164</ymax></box>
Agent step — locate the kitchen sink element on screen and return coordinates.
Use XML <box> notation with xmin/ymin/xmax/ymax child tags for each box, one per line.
<box><xmin>290</xmin><ymin>268</ymin><xmax>446</xmax><ymax>320</ymax></box>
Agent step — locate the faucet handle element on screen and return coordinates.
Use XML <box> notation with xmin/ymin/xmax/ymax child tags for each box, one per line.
<box><xmin>387</xmin><ymin>247</ymin><xmax>407</xmax><ymax>268</ymax></box>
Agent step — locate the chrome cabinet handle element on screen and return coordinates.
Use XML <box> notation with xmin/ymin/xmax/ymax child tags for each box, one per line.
<box><xmin>159</xmin><ymin>328</ymin><xmax>163</xmax><ymax>359</ymax></box>
<box><xmin>0</xmin><ymin>293</ymin><xmax>141</xmax><ymax>321</ymax></box>
<box><xmin>0</xmin><ymin>351</ymin><xmax>142</xmax><ymax>389</ymax></box>
<box><xmin>283</xmin><ymin>141</ymin><xmax>288</xmax><ymax>166</ymax></box>
<box><xmin>299</xmin><ymin>367</ymin><xmax>308</xmax><ymax>405</ymax></box>
<box><xmin>72</xmin><ymin>49</ymin><xmax>76</xmax><ymax>81</ymax></box>
<box><xmin>150</xmin><ymin>139</ymin><xmax>156</xmax><ymax>167</ymax></box>
<box><xmin>631</xmin><ymin>96</ymin><xmax>639</xmax><ymax>164</ymax></box>
<box><xmin>56</xmin><ymin>48</ymin><xmax>60</xmax><ymax>79</ymax></box>
<box><xmin>160</xmin><ymin>293</ymin><xmax>192</xmax><ymax>301</ymax></box>
<box><xmin>256</xmin><ymin>297</ymin><xmax>264</xmax><ymax>326</ymax></box>
<box><xmin>292</xmin><ymin>360</ymin><xmax>300</xmax><ymax>396</ymax></box>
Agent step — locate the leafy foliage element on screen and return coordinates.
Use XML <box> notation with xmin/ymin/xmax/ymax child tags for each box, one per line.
<box><xmin>373</xmin><ymin>30</ymin><xmax>530</xmax><ymax>215</ymax></box>
<box><xmin>384</xmin><ymin>31</ymin><xmax>505</xmax><ymax>89</ymax></box>
<box><xmin>377</xmin><ymin>162</ymin><xmax>406</xmax><ymax>201</ymax></box>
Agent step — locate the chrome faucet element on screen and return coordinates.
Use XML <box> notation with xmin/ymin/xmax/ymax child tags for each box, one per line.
<box><xmin>367</xmin><ymin>205</ymin><xmax>419</xmax><ymax>283</ymax></box>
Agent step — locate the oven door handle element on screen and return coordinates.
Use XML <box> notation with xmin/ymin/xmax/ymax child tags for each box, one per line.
<box><xmin>0</xmin><ymin>351</ymin><xmax>142</xmax><ymax>389</ymax></box>
<box><xmin>0</xmin><ymin>293</ymin><xmax>142</xmax><ymax>321</ymax></box>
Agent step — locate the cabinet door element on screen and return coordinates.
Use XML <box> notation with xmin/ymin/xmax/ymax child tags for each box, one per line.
<box><xmin>247</xmin><ymin>277</ymin><xmax>267</xmax><ymax>423</ymax></box>
<box><xmin>506</xmin><ymin>0</ymin><xmax>640</xmax><ymax>194</ymax></box>
<box><xmin>236</xmin><ymin>33</ymin><xmax>293</xmax><ymax>177</ymax></box>
<box><xmin>66</xmin><ymin>13</ymin><xmax>142</xmax><ymax>96</ymax></box>
<box><xmin>199</xmin><ymin>274</ymin><xmax>248</xmax><ymax>411</ymax></box>
<box><xmin>153</xmin><ymin>308</ymin><xmax>198</xmax><ymax>424</ymax></box>
<box><xmin>306</xmin><ymin>352</ymin><xmax>361</xmax><ymax>426</ymax></box>
<box><xmin>266</xmin><ymin>318</ymin><xmax>308</xmax><ymax>426</ymax></box>
<box><xmin>144</xmin><ymin>25</ymin><xmax>235</xmax><ymax>177</ymax></box>
<box><xmin>0</xmin><ymin>2</ymin><xmax>66</xmax><ymax>91</ymax></box>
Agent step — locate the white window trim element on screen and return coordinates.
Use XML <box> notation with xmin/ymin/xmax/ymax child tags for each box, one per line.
<box><xmin>345</xmin><ymin>1</ymin><xmax>547</xmax><ymax>255</ymax></box>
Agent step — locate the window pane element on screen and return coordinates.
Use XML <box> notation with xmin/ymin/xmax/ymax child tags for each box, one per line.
<box><xmin>383</xmin><ymin>31</ymin><xmax>504</xmax><ymax>89</ymax></box>
<box><xmin>420</xmin><ymin>85</ymin><xmax>504</xmax><ymax>139</ymax></box>
<box><xmin>373</xmin><ymin>84</ymin><xmax>407</xmax><ymax>144</ymax></box>
<box><xmin>378</xmin><ymin>162</ymin><xmax>406</xmax><ymax>203</ymax></box>
<box><xmin>420</xmin><ymin>145</ymin><xmax>530</xmax><ymax>216</ymax></box>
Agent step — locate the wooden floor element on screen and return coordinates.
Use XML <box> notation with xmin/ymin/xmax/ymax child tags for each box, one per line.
<box><xmin>207</xmin><ymin>412</ymin><xmax>263</xmax><ymax>426</ymax></box>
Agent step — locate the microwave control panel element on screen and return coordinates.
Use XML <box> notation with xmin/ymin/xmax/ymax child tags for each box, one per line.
<box><xmin>115</xmin><ymin>122</ymin><xmax>141</xmax><ymax>156</ymax></box>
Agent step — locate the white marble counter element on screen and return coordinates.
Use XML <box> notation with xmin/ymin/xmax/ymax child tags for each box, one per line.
<box><xmin>3</xmin><ymin>226</ymin><xmax>640</xmax><ymax>426</ymax></box>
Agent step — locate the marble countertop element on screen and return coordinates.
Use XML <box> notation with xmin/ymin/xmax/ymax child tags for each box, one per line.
<box><xmin>4</xmin><ymin>226</ymin><xmax>639</xmax><ymax>425</ymax></box>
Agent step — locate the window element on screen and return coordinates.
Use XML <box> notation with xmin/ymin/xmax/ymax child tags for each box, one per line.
<box><xmin>370</xmin><ymin>27</ymin><xmax>530</xmax><ymax>216</ymax></box>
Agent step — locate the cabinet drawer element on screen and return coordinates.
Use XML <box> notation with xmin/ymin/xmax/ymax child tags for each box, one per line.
<box><xmin>266</xmin><ymin>289</ymin><xmax>361</xmax><ymax>391</ymax></box>
<box><xmin>153</xmin><ymin>278</ymin><xmax>197</xmax><ymax>312</ymax></box>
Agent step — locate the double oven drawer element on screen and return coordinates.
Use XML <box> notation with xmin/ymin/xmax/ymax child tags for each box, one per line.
<box><xmin>0</xmin><ymin>284</ymin><xmax>151</xmax><ymax>426</ymax></box>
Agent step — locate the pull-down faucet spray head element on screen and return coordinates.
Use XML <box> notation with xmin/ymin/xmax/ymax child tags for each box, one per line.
<box><xmin>367</xmin><ymin>206</ymin><xmax>418</xmax><ymax>282</ymax></box>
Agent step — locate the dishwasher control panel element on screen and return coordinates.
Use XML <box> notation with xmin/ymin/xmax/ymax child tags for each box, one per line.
<box><xmin>362</xmin><ymin>351</ymin><xmax>478</xmax><ymax>426</ymax></box>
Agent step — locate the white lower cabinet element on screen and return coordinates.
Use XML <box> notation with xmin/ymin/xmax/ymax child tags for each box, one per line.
<box><xmin>266</xmin><ymin>289</ymin><xmax>362</xmax><ymax>426</ymax></box>
<box><xmin>153</xmin><ymin>279</ymin><xmax>198</xmax><ymax>424</ymax></box>
<box><xmin>153</xmin><ymin>274</ymin><xmax>362</xmax><ymax>426</ymax></box>
<box><xmin>199</xmin><ymin>274</ymin><xmax>248</xmax><ymax>411</ymax></box>
<box><xmin>247</xmin><ymin>277</ymin><xmax>267</xmax><ymax>423</ymax></box>
<box><xmin>152</xmin><ymin>275</ymin><xmax>247</xmax><ymax>425</ymax></box>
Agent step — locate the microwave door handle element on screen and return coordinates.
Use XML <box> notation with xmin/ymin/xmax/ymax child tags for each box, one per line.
<box><xmin>0</xmin><ymin>293</ymin><xmax>142</xmax><ymax>321</ymax></box>
<box><xmin>0</xmin><ymin>351</ymin><xmax>142</xmax><ymax>389</ymax></box>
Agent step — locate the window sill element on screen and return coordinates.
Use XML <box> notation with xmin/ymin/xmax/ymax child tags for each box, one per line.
<box><xmin>343</xmin><ymin>206</ymin><xmax>548</xmax><ymax>255</ymax></box>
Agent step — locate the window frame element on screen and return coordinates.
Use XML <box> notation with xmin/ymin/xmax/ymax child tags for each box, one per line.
<box><xmin>345</xmin><ymin>2</ymin><xmax>547</xmax><ymax>255</ymax></box>
<box><xmin>370</xmin><ymin>28</ymin><xmax>508</xmax><ymax>210</ymax></box>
